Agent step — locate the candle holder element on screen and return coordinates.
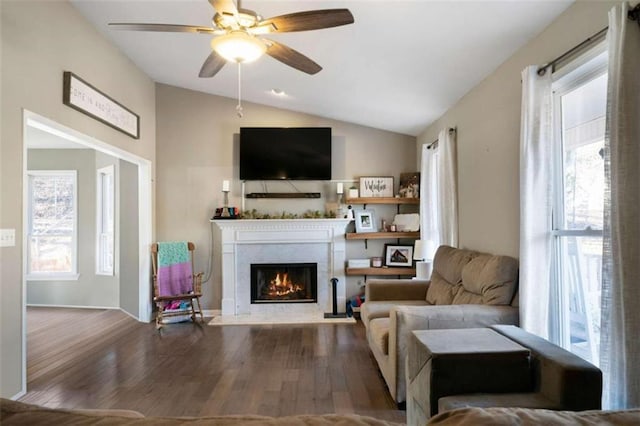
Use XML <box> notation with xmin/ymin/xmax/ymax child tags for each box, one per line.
<box><xmin>221</xmin><ymin>190</ymin><xmax>230</xmax><ymax>217</ymax></box>
<box><xmin>213</xmin><ymin>180</ymin><xmax>238</xmax><ymax>219</ymax></box>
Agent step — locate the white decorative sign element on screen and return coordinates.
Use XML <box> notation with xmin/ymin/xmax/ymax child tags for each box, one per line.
<box><xmin>359</xmin><ymin>176</ymin><xmax>394</xmax><ymax>198</ymax></box>
<box><xmin>63</xmin><ymin>71</ymin><xmax>139</xmax><ymax>139</ymax></box>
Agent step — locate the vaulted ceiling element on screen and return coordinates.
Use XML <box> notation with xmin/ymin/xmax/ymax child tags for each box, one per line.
<box><xmin>71</xmin><ymin>0</ymin><xmax>573</xmax><ymax>136</ymax></box>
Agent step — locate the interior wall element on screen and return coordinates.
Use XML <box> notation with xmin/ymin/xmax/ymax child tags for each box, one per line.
<box><xmin>416</xmin><ymin>0</ymin><xmax>617</xmax><ymax>258</ymax></box>
<box><xmin>0</xmin><ymin>0</ymin><xmax>155</xmax><ymax>398</ymax></box>
<box><xmin>155</xmin><ymin>84</ymin><xmax>417</xmax><ymax>310</ymax></box>
<box><xmin>26</xmin><ymin>149</ymin><xmax>119</xmax><ymax>307</ymax></box>
<box><xmin>119</xmin><ymin>159</ymin><xmax>140</xmax><ymax>317</ymax></box>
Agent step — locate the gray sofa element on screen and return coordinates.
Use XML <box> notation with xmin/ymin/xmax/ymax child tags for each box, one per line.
<box><xmin>3</xmin><ymin>398</ymin><xmax>639</xmax><ymax>425</ymax></box>
<box><xmin>406</xmin><ymin>325</ymin><xmax>603</xmax><ymax>425</ymax></box>
<box><xmin>360</xmin><ymin>245</ymin><xmax>520</xmax><ymax>404</ymax></box>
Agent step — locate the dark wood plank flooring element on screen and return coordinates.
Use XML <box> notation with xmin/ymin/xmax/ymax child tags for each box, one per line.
<box><xmin>20</xmin><ymin>307</ymin><xmax>405</xmax><ymax>422</ymax></box>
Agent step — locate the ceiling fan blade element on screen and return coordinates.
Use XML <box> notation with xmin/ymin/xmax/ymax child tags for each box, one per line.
<box><xmin>209</xmin><ymin>0</ymin><xmax>237</xmax><ymax>17</ymax></box>
<box><xmin>257</xmin><ymin>9</ymin><xmax>354</xmax><ymax>33</ymax></box>
<box><xmin>199</xmin><ymin>51</ymin><xmax>227</xmax><ymax>78</ymax></box>
<box><xmin>263</xmin><ymin>39</ymin><xmax>322</xmax><ymax>75</ymax></box>
<box><xmin>108</xmin><ymin>23</ymin><xmax>216</xmax><ymax>34</ymax></box>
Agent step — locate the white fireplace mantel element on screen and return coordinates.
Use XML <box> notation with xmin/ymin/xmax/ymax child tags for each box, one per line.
<box><xmin>211</xmin><ymin>219</ymin><xmax>351</xmax><ymax>316</ymax></box>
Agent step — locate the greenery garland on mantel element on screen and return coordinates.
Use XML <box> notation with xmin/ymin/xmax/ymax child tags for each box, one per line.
<box><xmin>241</xmin><ymin>209</ymin><xmax>339</xmax><ymax>220</ymax></box>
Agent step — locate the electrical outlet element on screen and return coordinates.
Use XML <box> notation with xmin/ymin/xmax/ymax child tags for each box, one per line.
<box><xmin>0</xmin><ymin>229</ymin><xmax>16</xmax><ymax>247</ymax></box>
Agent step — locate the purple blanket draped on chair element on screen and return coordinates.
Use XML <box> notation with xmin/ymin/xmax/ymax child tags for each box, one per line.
<box><xmin>157</xmin><ymin>242</ymin><xmax>193</xmax><ymax>296</ymax></box>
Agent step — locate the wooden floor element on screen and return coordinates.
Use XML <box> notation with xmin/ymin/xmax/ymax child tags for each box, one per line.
<box><xmin>20</xmin><ymin>307</ymin><xmax>405</xmax><ymax>422</ymax></box>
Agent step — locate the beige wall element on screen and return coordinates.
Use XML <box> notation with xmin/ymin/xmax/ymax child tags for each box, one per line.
<box><xmin>155</xmin><ymin>84</ymin><xmax>417</xmax><ymax>309</ymax></box>
<box><xmin>119</xmin><ymin>159</ymin><xmax>140</xmax><ymax>316</ymax></box>
<box><xmin>417</xmin><ymin>0</ymin><xmax>617</xmax><ymax>258</ymax></box>
<box><xmin>1</xmin><ymin>0</ymin><xmax>155</xmax><ymax>398</ymax></box>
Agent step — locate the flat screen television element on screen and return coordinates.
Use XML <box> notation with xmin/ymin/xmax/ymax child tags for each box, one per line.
<box><xmin>239</xmin><ymin>127</ymin><xmax>332</xmax><ymax>180</ymax></box>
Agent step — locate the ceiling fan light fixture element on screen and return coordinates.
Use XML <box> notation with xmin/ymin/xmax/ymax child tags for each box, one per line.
<box><xmin>211</xmin><ymin>31</ymin><xmax>266</xmax><ymax>63</ymax></box>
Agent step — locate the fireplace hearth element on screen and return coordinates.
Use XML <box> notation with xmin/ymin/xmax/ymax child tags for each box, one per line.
<box><xmin>251</xmin><ymin>263</ymin><xmax>317</xmax><ymax>304</ymax></box>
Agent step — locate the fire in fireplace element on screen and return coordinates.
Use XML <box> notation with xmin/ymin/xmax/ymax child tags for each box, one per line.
<box><xmin>251</xmin><ymin>263</ymin><xmax>317</xmax><ymax>303</ymax></box>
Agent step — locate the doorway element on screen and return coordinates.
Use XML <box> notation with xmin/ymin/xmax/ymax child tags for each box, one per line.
<box><xmin>21</xmin><ymin>110</ymin><xmax>153</xmax><ymax>388</ymax></box>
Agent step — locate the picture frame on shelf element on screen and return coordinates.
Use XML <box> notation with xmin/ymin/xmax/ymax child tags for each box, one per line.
<box><xmin>399</xmin><ymin>172</ymin><xmax>420</xmax><ymax>198</ymax></box>
<box><xmin>359</xmin><ymin>176</ymin><xmax>394</xmax><ymax>198</ymax></box>
<box><xmin>384</xmin><ymin>244</ymin><xmax>414</xmax><ymax>267</ymax></box>
<box><xmin>354</xmin><ymin>209</ymin><xmax>376</xmax><ymax>233</ymax></box>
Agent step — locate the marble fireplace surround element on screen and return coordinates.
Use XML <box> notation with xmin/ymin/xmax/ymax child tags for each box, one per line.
<box><xmin>212</xmin><ymin>219</ymin><xmax>351</xmax><ymax>317</ymax></box>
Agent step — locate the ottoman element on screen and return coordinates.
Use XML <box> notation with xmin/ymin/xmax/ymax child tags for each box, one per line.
<box><xmin>406</xmin><ymin>328</ymin><xmax>531</xmax><ymax>426</ymax></box>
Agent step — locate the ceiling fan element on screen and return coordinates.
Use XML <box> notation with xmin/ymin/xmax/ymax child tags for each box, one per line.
<box><xmin>109</xmin><ymin>0</ymin><xmax>355</xmax><ymax>78</ymax></box>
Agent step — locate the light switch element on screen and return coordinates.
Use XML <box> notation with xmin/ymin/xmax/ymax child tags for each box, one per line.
<box><xmin>0</xmin><ymin>229</ymin><xmax>16</xmax><ymax>247</ymax></box>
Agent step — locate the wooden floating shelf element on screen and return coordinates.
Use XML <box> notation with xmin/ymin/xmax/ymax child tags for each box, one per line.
<box><xmin>346</xmin><ymin>231</ymin><xmax>420</xmax><ymax>240</ymax></box>
<box><xmin>345</xmin><ymin>267</ymin><xmax>416</xmax><ymax>276</ymax></box>
<box><xmin>245</xmin><ymin>192</ymin><xmax>321</xmax><ymax>199</ymax></box>
<box><xmin>345</xmin><ymin>197</ymin><xmax>419</xmax><ymax>205</ymax></box>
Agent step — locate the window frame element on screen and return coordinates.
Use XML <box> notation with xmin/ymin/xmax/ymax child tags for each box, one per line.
<box><xmin>549</xmin><ymin>50</ymin><xmax>607</xmax><ymax>353</ymax></box>
<box><xmin>26</xmin><ymin>169</ymin><xmax>79</xmax><ymax>281</ymax></box>
<box><xmin>96</xmin><ymin>165</ymin><xmax>115</xmax><ymax>276</ymax></box>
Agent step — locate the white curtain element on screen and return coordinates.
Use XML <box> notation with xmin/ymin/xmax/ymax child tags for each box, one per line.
<box><xmin>519</xmin><ymin>66</ymin><xmax>553</xmax><ymax>339</ymax></box>
<box><xmin>420</xmin><ymin>143</ymin><xmax>438</xmax><ymax>258</ymax></box>
<box><xmin>600</xmin><ymin>2</ymin><xmax>640</xmax><ymax>410</ymax></box>
<box><xmin>437</xmin><ymin>129</ymin><xmax>458</xmax><ymax>248</ymax></box>
<box><xmin>419</xmin><ymin>129</ymin><xmax>458</xmax><ymax>259</ymax></box>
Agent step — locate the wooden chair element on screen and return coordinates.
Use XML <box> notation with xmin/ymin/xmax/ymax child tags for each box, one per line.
<box><xmin>150</xmin><ymin>242</ymin><xmax>204</xmax><ymax>328</ymax></box>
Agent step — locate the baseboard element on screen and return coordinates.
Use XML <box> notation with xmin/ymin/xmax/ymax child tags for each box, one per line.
<box><xmin>27</xmin><ymin>304</ymin><xmax>150</xmax><ymax>324</ymax></box>
<box><xmin>10</xmin><ymin>389</ymin><xmax>26</xmax><ymax>401</ymax></box>
<box><xmin>203</xmin><ymin>309</ymin><xmax>221</xmax><ymax>318</ymax></box>
<box><xmin>26</xmin><ymin>304</ymin><xmax>221</xmax><ymax>321</ymax></box>
<box><xmin>119</xmin><ymin>308</ymin><xmax>144</xmax><ymax>322</ymax></box>
<box><xmin>27</xmin><ymin>303</ymin><xmax>120</xmax><ymax>310</ymax></box>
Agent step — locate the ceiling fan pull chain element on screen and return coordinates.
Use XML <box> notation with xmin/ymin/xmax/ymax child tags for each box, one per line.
<box><xmin>236</xmin><ymin>62</ymin><xmax>243</xmax><ymax>118</ymax></box>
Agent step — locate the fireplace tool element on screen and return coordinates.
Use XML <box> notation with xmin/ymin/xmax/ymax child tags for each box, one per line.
<box><xmin>324</xmin><ymin>277</ymin><xmax>347</xmax><ymax>318</ymax></box>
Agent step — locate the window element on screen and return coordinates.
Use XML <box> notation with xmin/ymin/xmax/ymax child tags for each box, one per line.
<box><xmin>96</xmin><ymin>165</ymin><xmax>115</xmax><ymax>275</ymax></box>
<box><xmin>27</xmin><ymin>170</ymin><xmax>78</xmax><ymax>279</ymax></box>
<box><xmin>551</xmin><ymin>51</ymin><xmax>607</xmax><ymax>365</ymax></box>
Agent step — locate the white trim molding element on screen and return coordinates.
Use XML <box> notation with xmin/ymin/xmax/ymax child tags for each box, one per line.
<box><xmin>211</xmin><ymin>219</ymin><xmax>350</xmax><ymax>316</ymax></box>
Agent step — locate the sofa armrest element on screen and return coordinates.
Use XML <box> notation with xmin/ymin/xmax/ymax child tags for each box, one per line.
<box><xmin>365</xmin><ymin>279</ymin><xmax>430</xmax><ymax>301</ymax></box>
<box><xmin>389</xmin><ymin>304</ymin><xmax>520</xmax><ymax>403</ymax></box>
<box><xmin>490</xmin><ymin>325</ymin><xmax>602</xmax><ymax>410</ymax></box>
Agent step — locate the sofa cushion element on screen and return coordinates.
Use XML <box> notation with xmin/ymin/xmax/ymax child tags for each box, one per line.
<box><xmin>369</xmin><ymin>318</ymin><xmax>391</xmax><ymax>355</ymax></box>
<box><xmin>425</xmin><ymin>273</ymin><xmax>459</xmax><ymax>305</ymax></box>
<box><xmin>428</xmin><ymin>407</ymin><xmax>640</xmax><ymax>426</ymax></box>
<box><xmin>361</xmin><ymin>300</ymin><xmax>430</xmax><ymax>328</ymax></box>
<box><xmin>426</xmin><ymin>246</ymin><xmax>478</xmax><ymax>305</ymax></box>
<box><xmin>0</xmin><ymin>398</ymin><xmax>404</xmax><ymax>426</ymax></box>
<box><xmin>452</xmin><ymin>254</ymin><xmax>519</xmax><ymax>305</ymax></box>
<box><xmin>438</xmin><ymin>392</ymin><xmax>559</xmax><ymax>413</ymax></box>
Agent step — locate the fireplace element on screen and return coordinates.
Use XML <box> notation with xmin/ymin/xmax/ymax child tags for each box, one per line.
<box><xmin>251</xmin><ymin>263</ymin><xmax>317</xmax><ymax>304</ymax></box>
<box><xmin>213</xmin><ymin>219</ymin><xmax>349</xmax><ymax>316</ymax></box>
